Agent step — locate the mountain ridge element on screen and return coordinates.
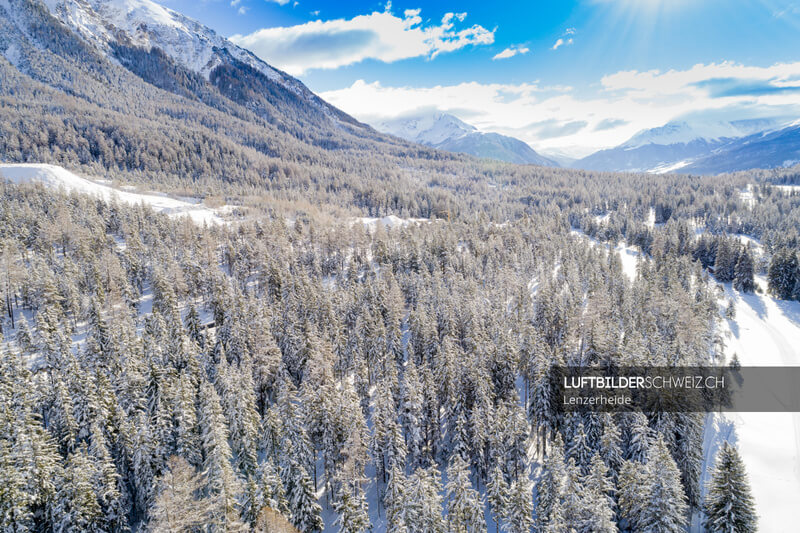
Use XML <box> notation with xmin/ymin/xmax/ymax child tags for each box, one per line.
<box><xmin>576</xmin><ymin>118</ymin><xmax>798</xmax><ymax>174</ymax></box>
<box><xmin>377</xmin><ymin>112</ymin><xmax>559</xmax><ymax>166</ymax></box>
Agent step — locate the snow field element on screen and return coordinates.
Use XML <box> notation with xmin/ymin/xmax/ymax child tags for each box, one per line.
<box><xmin>0</xmin><ymin>163</ymin><xmax>231</xmax><ymax>225</ymax></box>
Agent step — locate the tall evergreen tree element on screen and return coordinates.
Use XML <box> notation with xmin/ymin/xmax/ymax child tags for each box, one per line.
<box><xmin>767</xmin><ymin>248</ymin><xmax>799</xmax><ymax>300</ymax></box>
<box><xmin>703</xmin><ymin>442</ymin><xmax>757</xmax><ymax>533</ymax></box>
<box><xmin>733</xmin><ymin>247</ymin><xmax>756</xmax><ymax>293</ymax></box>
<box><xmin>641</xmin><ymin>437</ymin><xmax>688</xmax><ymax>533</ymax></box>
<box><xmin>445</xmin><ymin>456</ymin><xmax>485</xmax><ymax>533</ymax></box>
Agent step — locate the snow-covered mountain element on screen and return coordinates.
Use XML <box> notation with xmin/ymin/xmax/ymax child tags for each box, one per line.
<box><xmin>377</xmin><ymin>112</ymin><xmax>559</xmax><ymax>166</ymax></box>
<box><xmin>681</xmin><ymin>122</ymin><xmax>800</xmax><ymax>175</ymax></box>
<box><xmin>575</xmin><ymin>118</ymin><xmax>793</xmax><ymax>174</ymax></box>
<box><xmin>36</xmin><ymin>0</ymin><xmax>359</xmax><ymax>124</ymax></box>
<box><xmin>377</xmin><ymin>113</ymin><xmax>477</xmax><ymax>146</ymax></box>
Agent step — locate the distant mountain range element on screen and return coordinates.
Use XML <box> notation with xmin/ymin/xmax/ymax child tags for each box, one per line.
<box><xmin>575</xmin><ymin>118</ymin><xmax>800</xmax><ymax>174</ymax></box>
<box><xmin>376</xmin><ymin>113</ymin><xmax>559</xmax><ymax>166</ymax></box>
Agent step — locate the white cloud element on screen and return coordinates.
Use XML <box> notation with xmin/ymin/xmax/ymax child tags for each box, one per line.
<box><xmin>551</xmin><ymin>37</ymin><xmax>573</xmax><ymax>50</ymax></box>
<box><xmin>552</xmin><ymin>28</ymin><xmax>576</xmax><ymax>51</ymax></box>
<box><xmin>230</xmin><ymin>9</ymin><xmax>494</xmax><ymax>75</ymax></box>
<box><xmin>493</xmin><ymin>45</ymin><xmax>530</xmax><ymax>60</ymax></box>
<box><xmin>237</xmin><ymin>6</ymin><xmax>248</xmax><ymax>15</ymax></box>
<box><xmin>266</xmin><ymin>0</ymin><xmax>290</xmax><ymax>5</ymax></box>
<box><xmin>319</xmin><ymin>61</ymin><xmax>800</xmax><ymax>157</ymax></box>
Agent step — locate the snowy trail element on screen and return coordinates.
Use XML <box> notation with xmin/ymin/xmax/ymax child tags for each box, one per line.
<box><xmin>699</xmin><ymin>278</ymin><xmax>800</xmax><ymax>533</ymax></box>
<box><xmin>0</xmin><ymin>163</ymin><xmax>230</xmax><ymax>225</ymax></box>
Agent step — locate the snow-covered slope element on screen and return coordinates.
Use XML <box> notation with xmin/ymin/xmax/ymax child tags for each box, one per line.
<box><xmin>0</xmin><ymin>163</ymin><xmax>230</xmax><ymax>224</ymax></box>
<box><xmin>681</xmin><ymin>123</ymin><xmax>800</xmax><ymax>175</ymax></box>
<box><xmin>377</xmin><ymin>112</ymin><xmax>559</xmax><ymax>166</ymax></box>
<box><xmin>35</xmin><ymin>0</ymin><xmax>354</xmax><ymax>122</ymax></box>
<box><xmin>700</xmin><ymin>277</ymin><xmax>800</xmax><ymax>533</ymax></box>
<box><xmin>41</xmin><ymin>0</ymin><xmax>279</xmax><ymax>80</ymax></box>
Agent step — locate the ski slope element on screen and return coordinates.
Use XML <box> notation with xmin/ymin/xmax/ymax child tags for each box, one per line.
<box><xmin>0</xmin><ymin>163</ymin><xmax>229</xmax><ymax>225</ymax></box>
<box><xmin>706</xmin><ymin>277</ymin><xmax>800</xmax><ymax>532</ymax></box>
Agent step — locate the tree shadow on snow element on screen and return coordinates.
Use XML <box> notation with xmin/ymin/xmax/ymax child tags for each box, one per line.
<box><xmin>740</xmin><ymin>290</ymin><xmax>768</xmax><ymax>321</ymax></box>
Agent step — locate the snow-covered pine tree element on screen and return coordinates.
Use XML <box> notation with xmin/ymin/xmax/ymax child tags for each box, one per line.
<box><xmin>617</xmin><ymin>459</ymin><xmax>650</xmax><ymax>531</ymax></box>
<box><xmin>284</xmin><ymin>460</ymin><xmax>323</xmax><ymax>533</ymax></box>
<box><xmin>581</xmin><ymin>453</ymin><xmax>616</xmax><ymax>532</ymax></box>
<box><xmin>446</xmin><ymin>455</ymin><xmax>486</xmax><ymax>533</ymax></box>
<box><xmin>486</xmin><ymin>464</ymin><xmax>508</xmax><ymax>533</ymax></box>
<box><xmin>599</xmin><ymin>414</ymin><xmax>623</xmax><ymax>483</ymax></box>
<box><xmin>406</xmin><ymin>467</ymin><xmax>445</xmax><ymax>533</ymax></box>
<box><xmin>566</xmin><ymin>421</ymin><xmax>593</xmax><ymax>475</ymax></box>
<box><xmin>400</xmin><ymin>357</ymin><xmax>425</xmax><ymax>469</ymax></box>
<box><xmin>703</xmin><ymin>441</ymin><xmax>757</xmax><ymax>533</ymax></box>
<box><xmin>560</xmin><ymin>458</ymin><xmax>586</xmax><ymax>532</ymax></box>
<box><xmin>384</xmin><ymin>464</ymin><xmax>409</xmax><ymax>533</ymax></box>
<box><xmin>640</xmin><ymin>437</ymin><xmax>688</xmax><ymax>533</ymax></box>
<box><xmin>503</xmin><ymin>466</ymin><xmax>533</xmax><ymax>533</ymax></box>
<box><xmin>733</xmin><ymin>247</ymin><xmax>755</xmax><ymax>293</ymax></box>
<box><xmin>714</xmin><ymin>238</ymin><xmax>737</xmax><ymax>283</ymax></box>
<box><xmin>535</xmin><ymin>433</ymin><xmax>565</xmax><ymax>532</ymax></box>
<box><xmin>88</xmin><ymin>423</ymin><xmax>128</xmax><ymax>531</ymax></box>
<box><xmin>767</xmin><ymin>247</ymin><xmax>799</xmax><ymax>300</ymax></box>
<box><xmin>624</xmin><ymin>411</ymin><xmax>651</xmax><ymax>463</ymax></box>
<box><xmin>197</xmin><ymin>381</ymin><xmax>245</xmax><ymax>530</ymax></box>
<box><xmin>53</xmin><ymin>446</ymin><xmax>103</xmax><ymax>532</ymax></box>
<box><xmin>333</xmin><ymin>489</ymin><xmax>369</xmax><ymax>533</ymax></box>
<box><xmin>675</xmin><ymin>412</ymin><xmax>704</xmax><ymax>510</ymax></box>
<box><xmin>529</xmin><ymin>364</ymin><xmax>554</xmax><ymax>457</ymax></box>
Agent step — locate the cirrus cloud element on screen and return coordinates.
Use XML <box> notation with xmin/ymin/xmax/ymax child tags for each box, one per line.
<box><xmin>229</xmin><ymin>8</ymin><xmax>494</xmax><ymax>75</ymax></box>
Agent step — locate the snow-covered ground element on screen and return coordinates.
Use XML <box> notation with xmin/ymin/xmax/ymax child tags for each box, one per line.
<box><xmin>570</xmin><ymin>230</ymin><xmax>642</xmax><ymax>281</ymax></box>
<box><xmin>356</xmin><ymin>215</ymin><xmax>428</xmax><ymax>231</ymax></box>
<box><xmin>702</xmin><ymin>277</ymin><xmax>800</xmax><ymax>532</ymax></box>
<box><xmin>771</xmin><ymin>184</ymin><xmax>800</xmax><ymax>195</ymax></box>
<box><xmin>0</xmin><ymin>163</ymin><xmax>231</xmax><ymax>225</ymax></box>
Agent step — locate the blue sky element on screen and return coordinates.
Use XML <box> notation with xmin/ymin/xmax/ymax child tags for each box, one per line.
<box><xmin>160</xmin><ymin>0</ymin><xmax>800</xmax><ymax>156</ymax></box>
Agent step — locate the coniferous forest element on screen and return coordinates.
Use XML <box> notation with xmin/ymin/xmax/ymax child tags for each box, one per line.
<box><xmin>1</xmin><ymin>0</ymin><xmax>797</xmax><ymax>532</ymax></box>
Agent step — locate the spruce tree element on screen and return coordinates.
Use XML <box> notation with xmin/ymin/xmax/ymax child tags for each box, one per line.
<box><xmin>767</xmin><ymin>248</ymin><xmax>799</xmax><ymax>300</ymax></box>
<box><xmin>733</xmin><ymin>248</ymin><xmax>755</xmax><ymax>293</ymax></box>
<box><xmin>445</xmin><ymin>456</ymin><xmax>485</xmax><ymax>533</ymax></box>
<box><xmin>503</xmin><ymin>467</ymin><xmax>533</xmax><ymax>533</ymax></box>
<box><xmin>703</xmin><ymin>442</ymin><xmax>757</xmax><ymax>533</ymax></box>
<box><xmin>535</xmin><ymin>434</ymin><xmax>565</xmax><ymax>532</ymax></box>
<box><xmin>486</xmin><ymin>464</ymin><xmax>508</xmax><ymax>533</ymax></box>
<box><xmin>640</xmin><ymin>437</ymin><xmax>688</xmax><ymax>533</ymax></box>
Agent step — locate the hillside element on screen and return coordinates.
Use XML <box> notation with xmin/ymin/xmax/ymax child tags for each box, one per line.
<box><xmin>0</xmin><ymin>0</ymin><xmax>480</xmax><ymax>216</ymax></box>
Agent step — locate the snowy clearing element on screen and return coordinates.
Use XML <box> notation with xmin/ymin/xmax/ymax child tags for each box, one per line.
<box><xmin>356</xmin><ymin>215</ymin><xmax>428</xmax><ymax>231</ymax></box>
<box><xmin>0</xmin><ymin>163</ymin><xmax>231</xmax><ymax>225</ymax></box>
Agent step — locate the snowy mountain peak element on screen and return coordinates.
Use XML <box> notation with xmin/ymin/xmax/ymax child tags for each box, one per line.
<box><xmin>376</xmin><ymin>112</ymin><xmax>558</xmax><ymax>166</ymax></box>
<box><xmin>622</xmin><ymin>118</ymin><xmax>785</xmax><ymax>149</ymax></box>
<box><xmin>41</xmin><ymin>0</ymin><xmax>281</xmax><ymax>81</ymax></box>
<box><xmin>377</xmin><ymin>112</ymin><xmax>476</xmax><ymax>146</ymax></box>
